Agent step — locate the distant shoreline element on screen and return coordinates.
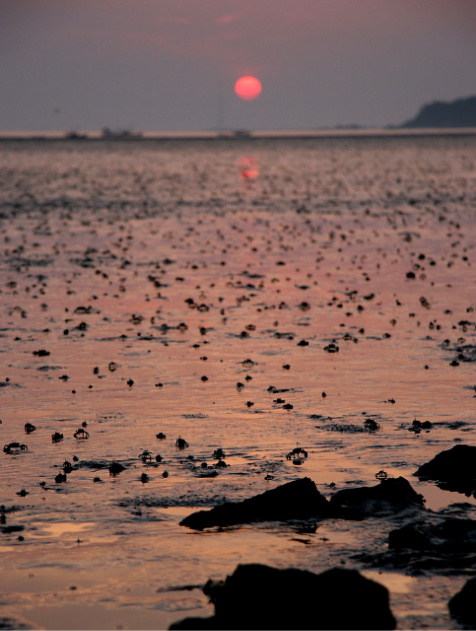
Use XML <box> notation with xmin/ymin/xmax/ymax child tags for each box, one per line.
<box><xmin>1</xmin><ymin>128</ymin><xmax>475</xmax><ymax>142</ymax></box>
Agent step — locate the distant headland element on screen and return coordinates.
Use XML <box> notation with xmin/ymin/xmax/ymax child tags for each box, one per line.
<box><xmin>399</xmin><ymin>95</ymin><xmax>476</xmax><ymax>128</ymax></box>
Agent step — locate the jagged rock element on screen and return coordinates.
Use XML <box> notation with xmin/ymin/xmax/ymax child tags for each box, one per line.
<box><xmin>180</xmin><ymin>478</ymin><xmax>329</xmax><ymax>530</ymax></box>
<box><xmin>414</xmin><ymin>444</ymin><xmax>476</xmax><ymax>495</ymax></box>
<box><xmin>449</xmin><ymin>576</ymin><xmax>476</xmax><ymax>625</ymax></box>
<box><xmin>353</xmin><ymin>505</ymin><xmax>476</xmax><ymax>573</ymax></box>
<box><xmin>388</xmin><ymin>523</ymin><xmax>429</xmax><ymax>551</ymax></box>
<box><xmin>389</xmin><ymin>518</ymin><xmax>476</xmax><ymax>552</ymax></box>
<box><xmin>329</xmin><ymin>477</ymin><xmax>424</xmax><ymax>519</ymax></box>
<box><xmin>170</xmin><ymin>563</ymin><xmax>396</xmax><ymax>630</ymax></box>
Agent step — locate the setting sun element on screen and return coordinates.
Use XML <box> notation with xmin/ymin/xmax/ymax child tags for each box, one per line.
<box><xmin>234</xmin><ymin>76</ymin><xmax>262</xmax><ymax>101</ymax></box>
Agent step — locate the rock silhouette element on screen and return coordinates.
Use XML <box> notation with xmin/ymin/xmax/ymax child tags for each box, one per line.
<box><xmin>180</xmin><ymin>476</ymin><xmax>424</xmax><ymax>529</ymax></box>
<box><xmin>449</xmin><ymin>576</ymin><xmax>476</xmax><ymax>625</ymax></box>
<box><xmin>389</xmin><ymin>517</ymin><xmax>476</xmax><ymax>552</ymax></box>
<box><xmin>170</xmin><ymin>563</ymin><xmax>396</xmax><ymax>630</ymax></box>
<box><xmin>414</xmin><ymin>444</ymin><xmax>476</xmax><ymax>495</ymax></box>
<box><xmin>329</xmin><ymin>476</ymin><xmax>424</xmax><ymax>519</ymax></box>
<box><xmin>180</xmin><ymin>477</ymin><xmax>329</xmax><ymax>530</ymax></box>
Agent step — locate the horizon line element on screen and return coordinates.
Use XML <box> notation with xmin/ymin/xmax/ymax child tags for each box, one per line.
<box><xmin>1</xmin><ymin>127</ymin><xmax>476</xmax><ymax>141</ymax></box>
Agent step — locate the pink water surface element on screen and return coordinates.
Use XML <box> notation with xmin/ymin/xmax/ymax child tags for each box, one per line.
<box><xmin>0</xmin><ymin>134</ymin><xmax>475</xmax><ymax>629</ymax></box>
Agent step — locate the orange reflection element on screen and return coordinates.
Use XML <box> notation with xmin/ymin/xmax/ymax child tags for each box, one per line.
<box><xmin>239</xmin><ymin>156</ymin><xmax>259</xmax><ymax>183</ymax></box>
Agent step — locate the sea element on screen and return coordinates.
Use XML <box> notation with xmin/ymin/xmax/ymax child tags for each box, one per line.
<box><xmin>0</xmin><ymin>132</ymin><xmax>476</xmax><ymax>629</ymax></box>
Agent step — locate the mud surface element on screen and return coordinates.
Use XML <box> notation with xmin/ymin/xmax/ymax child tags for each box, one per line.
<box><xmin>0</xmin><ymin>135</ymin><xmax>475</xmax><ymax>629</ymax></box>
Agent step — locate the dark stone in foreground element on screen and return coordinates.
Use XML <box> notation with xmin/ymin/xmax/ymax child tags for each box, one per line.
<box><xmin>170</xmin><ymin>563</ymin><xmax>396</xmax><ymax>630</ymax></box>
<box><xmin>180</xmin><ymin>478</ymin><xmax>329</xmax><ymax>530</ymax></box>
<box><xmin>449</xmin><ymin>576</ymin><xmax>476</xmax><ymax>625</ymax></box>
<box><xmin>329</xmin><ymin>477</ymin><xmax>424</xmax><ymax>519</ymax></box>
<box><xmin>414</xmin><ymin>444</ymin><xmax>476</xmax><ymax>494</ymax></box>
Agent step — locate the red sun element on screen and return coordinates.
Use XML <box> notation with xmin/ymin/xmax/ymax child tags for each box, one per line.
<box><xmin>234</xmin><ymin>76</ymin><xmax>262</xmax><ymax>101</ymax></box>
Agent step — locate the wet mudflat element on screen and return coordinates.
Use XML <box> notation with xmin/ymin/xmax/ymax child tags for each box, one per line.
<box><xmin>0</xmin><ymin>134</ymin><xmax>475</xmax><ymax>629</ymax></box>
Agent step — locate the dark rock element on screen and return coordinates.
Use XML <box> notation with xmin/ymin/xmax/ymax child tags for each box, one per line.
<box><xmin>286</xmin><ymin>447</ymin><xmax>308</xmax><ymax>460</ymax></box>
<box><xmin>388</xmin><ymin>523</ymin><xmax>429</xmax><ymax>551</ymax></box>
<box><xmin>329</xmin><ymin>477</ymin><xmax>424</xmax><ymax>519</ymax></box>
<box><xmin>108</xmin><ymin>461</ymin><xmax>126</xmax><ymax>475</ymax></box>
<box><xmin>408</xmin><ymin>419</ymin><xmax>432</xmax><ymax>433</ymax></box>
<box><xmin>1</xmin><ymin>524</ymin><xmax>25</xmax><ymax>534</ymax></box>
<box><xmin>355</xmin><ymin>505</ymin><xmax>476</xmax><ymax>572</ymax></box>
<box><xmin>389</xmin><ymin>518</ymin><xmax>476</xmax><ymax>553</ymax></box>
<box><xmin>139</xmin><ymin>450</ymin><xmax>152</xmax><ymax>462</ymax></box>
<box><xmin>364</xmin><ymin>419</ymin><xmax>380</xmax><ymax>431</ymax></box>
<box><xmin>33</xmin><ymin>349</ymin><xmax>50</xmax><ymax>357</ymax></box>
<box><xmin>449</xmin><ymin>576</ymin><xmax>476</xmax><ymax>625</ymax></box>
<box><xmin>3</xmin><ymin>442</ymin><xmax>28</xmax><ymax>454</ymax></box>
<box><xmin>414</xmin><ymin>444</ymin><xmax>476</xmax><ymax>495</ymax></box>
<box><xmin>74</xmin><ymin>428</ymin><xmax>90</xmax><ymax>439</ymax></box>
<box><xmin>170</xmin><ymin>563</ymin><xmax>396</xmax><ymax>630</ymax></box>
<box><xmin>180</xmin><ymin>478</ymin><xmax>329</xmax><ymax>530</ymax></box>
<box><xmin>453</xmin><ymin>344</ymin><xmax>476</xmax><ymax>363</ymax></box>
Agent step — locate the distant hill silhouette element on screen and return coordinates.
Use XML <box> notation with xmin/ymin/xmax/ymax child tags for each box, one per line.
<box><xmin>401</xmin><ymin>95</ymin><xmax>476</xmax><ymax>128</ymax></box>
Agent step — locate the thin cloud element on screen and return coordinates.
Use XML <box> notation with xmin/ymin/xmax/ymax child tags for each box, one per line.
<box><xmin>216</xmin><ymin>14</ymin><xmax>239</xmax><ymax>25</ymax></box>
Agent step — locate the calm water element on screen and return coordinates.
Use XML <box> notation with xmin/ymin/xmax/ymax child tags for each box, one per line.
<box><xmin>0</xmin><ymin>135</ymin><xmax>476</xmax><ymax>629</ymax></box>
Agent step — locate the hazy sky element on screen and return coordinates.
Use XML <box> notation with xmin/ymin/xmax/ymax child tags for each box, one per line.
<box><xmin>1</xmin><ymin>0</ymin><xmax>475</xmax><ymax>131</ymax></box>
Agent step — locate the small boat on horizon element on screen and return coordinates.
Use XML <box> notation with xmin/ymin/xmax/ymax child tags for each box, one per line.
<box><xmin>101</xmin><ymin>127</ymin><xmax>143</xmax><ymax>139</ymax></box>
<box><xmin>216</xmin><ymin>129</ymin><xmax>252</xmax><ymax>139</ymax></box>
<box><xmin>64</xmin><ymin>131</ymin><xmax>88</xmax><ymax>140</ymax></box>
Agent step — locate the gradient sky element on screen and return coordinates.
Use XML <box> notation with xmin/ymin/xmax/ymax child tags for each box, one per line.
<box><xmin>1</xmin><ymin>0</ymin><xmax>475</xmax><ymax>131</ymax></box>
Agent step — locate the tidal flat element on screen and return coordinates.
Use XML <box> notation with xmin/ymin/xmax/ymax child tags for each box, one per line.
<box><xmin>0</xmin><ymin>134</ymin><xmax>475</xmax><ymax>629</ymax></box>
